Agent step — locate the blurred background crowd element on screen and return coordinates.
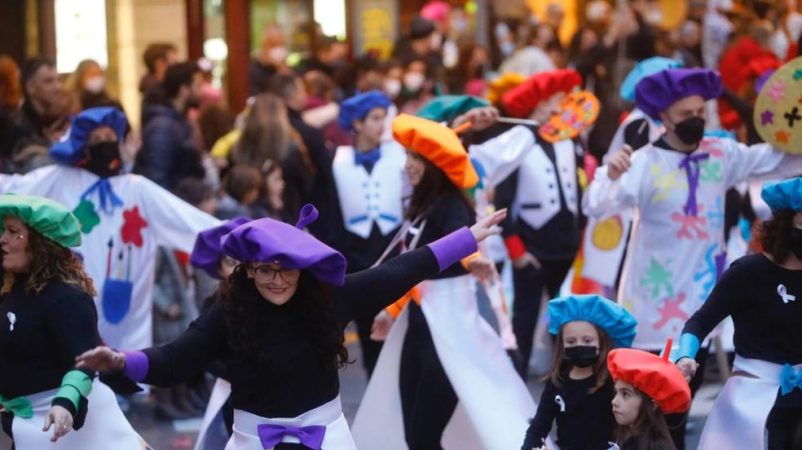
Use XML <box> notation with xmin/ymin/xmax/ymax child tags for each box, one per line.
<box><xmin>0</xmin><ymin>0</ymin><xmax>801</xmax><ymax>446</ymax></box>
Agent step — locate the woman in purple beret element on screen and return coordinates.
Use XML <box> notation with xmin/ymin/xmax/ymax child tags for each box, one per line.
<box><xmin>75</xmin><ymin>204</ymin><xmax>505</xmax><ymax>450</ymax></box>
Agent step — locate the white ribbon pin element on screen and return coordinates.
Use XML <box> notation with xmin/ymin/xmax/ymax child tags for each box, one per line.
<box><xmin>778</xmin><ymin>284</ymin><xmax>796</xmax><ymax>304</ymax></box>
<box><xmin>554</xmin><ymin>395</ymin><xmax>566</xmax><ymax>412</ymax></box>
<box><xmin>7</xmin><ymin>312</ymin><xmax>16</xmax><ymax>332</ymax></box>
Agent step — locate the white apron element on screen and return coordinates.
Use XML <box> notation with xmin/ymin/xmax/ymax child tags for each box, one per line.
<box><xmin>225</xmin><ymin>395</ymin><xmax>355</xmax><ymax>450</ymax></box>
<box><xmin>194</xmin><ymin>378</ymin><xmax>232</xmax><ymax>450</ymax></box>
<box><xmin>10</xmin><ymin>380</ymin><xmax>148</xmax><ymax>450</ymax></box>
<box><xmin>698</xmin><ymin>355</ymin><xmax>802</xmax><ymax>450</ymax></box>
<box><xmin>352</xmin><ymin>275</ymin><xmax>536</xmax><ymax>450</ymax></box>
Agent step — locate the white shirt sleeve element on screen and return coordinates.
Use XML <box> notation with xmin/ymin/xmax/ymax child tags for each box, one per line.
<box><xmin>136</xmin><ymin>176</ymin><xmax>222</xmax><ymax>252</ymax></box>
<box><xmin>468</xmin><ymin>126</ymin><xmax>534</xmax><ymax>188</ymax></box>
<box><xmin>583</xmin><ymin>151</ymin><xmax>648</xmax><ymax>218</ymax></box>
<box><xmin>722</xmin><ymin>140</ymin><xmax>802</xmax><ymax>189</ymax></box>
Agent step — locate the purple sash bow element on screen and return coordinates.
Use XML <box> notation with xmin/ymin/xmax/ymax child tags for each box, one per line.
<box><xmin>678</xmin><ymin>153</ymin><xmax>710</xmax><ymax>216</ymax></box>
<box><xmin>257</xmin><ymin>423</ymin><xmax>326</xmax><ymax>450</ymax></box>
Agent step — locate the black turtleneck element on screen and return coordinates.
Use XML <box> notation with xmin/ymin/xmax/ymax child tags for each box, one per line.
<box><xmin>0</xmin><ymin>279</ymin><xmax>99</xmax><ymax>399</ymax></box>
<box><xmin>139</xmin><ymin>244</ymin><xmax>441</xmax><ymax>418</ymax></box>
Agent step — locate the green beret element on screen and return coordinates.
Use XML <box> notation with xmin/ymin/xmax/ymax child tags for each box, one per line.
<box><xmin>416</xmin><ymin>95</ymin><xmax>491</xmax><ymax>123</ymax></box>
<box><xmin>0</xmin><ymin>194</ymin><xmax>82</xmax><ymax>247</ymax></box>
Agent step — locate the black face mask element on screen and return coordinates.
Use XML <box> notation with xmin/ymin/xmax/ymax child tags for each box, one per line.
<box><xmin>84</xmin><ymin>141</ymin><xmax>121</xmax><ymax>178</ymax></box>
<box><xmin>790</xmin><ymin>228</ymin><xmax>802</xmax><ymax>259</ymax></box>
<box><xmin>563</xmin><ymin>345</ymin><xmax>599</xmax><ymax>368</ymax></box>
<box><xmin>673</xmin><ymin>116</ymin><xmax>706</xmax><ymax>146</ymax></box>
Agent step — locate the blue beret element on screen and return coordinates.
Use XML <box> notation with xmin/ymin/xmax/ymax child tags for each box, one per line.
<box><xmin>761</xmin><ymin>178</ymin><xmax>802</xmax><ymax>212</ymax></box>
<box><xmin>620</xmin><ymin>57</ymin><xmax>683</xmax><ymax>102</ymax></box>
<box><xmin>548</xmin><ymin>294</ymin><xmax>638</xmax><ymax>348</ymax></box>
<box><xmin>50</xmin><ymin>107</ymin><xmax>128</xmax><ymax>165</ymax></box>
<box><xmin>635</xmin><ymin>68</ymin><xmax>722</xmax><ymax>120</ymax></box>
<box><xmin>337</xmin><ymin>90</ymin><xmax>392</xmax><ymax>132</ymax></box>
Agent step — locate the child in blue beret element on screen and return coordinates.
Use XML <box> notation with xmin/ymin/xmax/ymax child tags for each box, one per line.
<box><xmin>522</xmin><ymin>294</ymin><xmax>637</xmax><ymax>450</ymax></box>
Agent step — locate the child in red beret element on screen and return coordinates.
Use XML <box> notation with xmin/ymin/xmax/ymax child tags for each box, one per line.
<box><xmin>607</xmin><ymin>341</ymin><xmax>691</xmax><ymax>450</ymax></box>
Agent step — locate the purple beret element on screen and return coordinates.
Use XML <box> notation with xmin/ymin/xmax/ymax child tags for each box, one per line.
<box><xmin>221</xmin><ymin>205</ymin><xmax>347</xmax><ymax>287</ymax></box>
<box><xmin>337</xmin><ymin>90</ymin><xmax>392</xmax><ymax>132</ymax></box>
<box><xmin>635</xmin><ymin>68</ymin><xmax>723</xmax><ymax>119</ymax></box>
<box><xmin>190</xmin><ymin>216</ymin><xmax>252</xmax><ymax>279</ymax></box>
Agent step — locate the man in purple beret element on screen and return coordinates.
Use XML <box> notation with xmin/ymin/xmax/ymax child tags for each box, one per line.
<box><xmin>583</xmin><ymin>67</ymin><xmax>802</xmax><ymax>448</ymax></box>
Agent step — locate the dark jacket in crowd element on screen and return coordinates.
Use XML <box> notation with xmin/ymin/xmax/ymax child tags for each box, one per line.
<box><xmin>135</xmin><ymin>104</ymin><xmax>204</xmax><ymax>190</ymax></box>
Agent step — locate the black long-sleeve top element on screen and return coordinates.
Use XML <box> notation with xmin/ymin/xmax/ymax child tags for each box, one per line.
<box><xmin>682</xmin><ymin>254</ymin><xmax>802</xmax><ymax>365</ymax></box>
<box><xmin>522</xmin><ymin>376</ymin><xmax>616</xmax><ymax>450</ymax></box>
<box><xmin>286</xmin><ymin>109</ymin><xmax>341</xmax><ymax>248</ymax></box>
<box><xmin>137</xmin><ymin>245</ymin><xmax>443</xmax><ymax>418</ymax></box>
<box><xmin>0</xmin><ymin>279</ymin><xmax>99</xmax><ymax>399</ymax></box>
<box><xmin>406</xmin><ymin>191</ymin><xmax>475</xmax><ymax>280</ymax></box>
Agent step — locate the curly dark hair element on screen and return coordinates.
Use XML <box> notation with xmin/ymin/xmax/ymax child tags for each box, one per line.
<box><xmin>758</xmin><ymin>210</ymin><xmax>796</xmax><ymax>264</ymax></box>
<box><xmin>2</xmin><ymin>227</ymin><xmax>95</xmax><ymax>297</ymax></box>
<box><xmin>220</xmin><ymin>265</ymin><xmax>349</xmax><ymax>369</ymax></box>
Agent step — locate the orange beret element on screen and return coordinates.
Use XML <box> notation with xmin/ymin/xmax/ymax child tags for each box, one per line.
<box><xmin>501</xmin><ymin>69</ymin><xmax>582</xmax><ymax>118</ymax></box>
<box><xmin>392</xmin><ymin>114</ymin><xmax>479</xmax><ymax>189</ymax></box>
<box><xmin>607</xmin><ymin>347</ymin><xmax>691</xmax><ymax>415</ymax></box>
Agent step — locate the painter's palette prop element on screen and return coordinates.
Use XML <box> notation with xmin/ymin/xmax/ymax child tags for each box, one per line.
<box><xmin>754</xmin><ymin>56</ymin><xmax>802</xmax><ymax>154</ymax></box>
<box><xmin>539</xmin><ymin>90</ymin><xmax>600</xmax><ymax>143</ymax></box>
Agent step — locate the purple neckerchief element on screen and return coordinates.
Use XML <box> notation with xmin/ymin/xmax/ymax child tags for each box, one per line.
<box><xmin>678</xmin><ymin>153</ymin><xmax>710</xmax><ymax>216</ymax></box>
<box><xmin>257</xmin><ymin>423</ymin><xmax>326</xmax><ymax>450</ymax></box>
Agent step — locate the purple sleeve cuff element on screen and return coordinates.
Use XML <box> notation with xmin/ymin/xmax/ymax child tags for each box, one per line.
<box><xmin>427</xmin><ymin>226</ymin><xmax>478</xmax><ymax>271</ymax></box>
<box><xmin>122</xmin><ymin>351</ymin><xmax>149</xmax><ymax>382</ymax></box>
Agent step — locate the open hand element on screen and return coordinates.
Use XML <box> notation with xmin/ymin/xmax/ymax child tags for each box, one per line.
<box><xmin>676</xmin><ymin>358</ymin><xmax>698</xmax><ymax>383</ymax></box>
<box><xmin>43</xmin><ymin>405</ymin><xmax>72</xmax><ymax>442</ymax></box>
<box><xmin>75</xmin><ymin>346</ymin><xmax>126</xmax><ymax>373</ymax></box>
<box><xmin>468</xmin><ymin>257</ymin><xmax>496</xmax><ymax>280</ymax></box>
<box><xmin>370</xmin><ymin>310</ymin><xmax>395</xmax><ymax>341</ymax></box>
<box><xmin>453</xmin><ymin>107</ymin><xmax>499</xmax><ymax>131</ymax></box>
<box><xmin>513</xmin><ymin>252</ymin><xmax>542</xmax><ymax>270</ymax></box>
<box><xmin>470</xmin><ymin>209</ymin><xmax>506</xmax><ymax>243</ymax></box>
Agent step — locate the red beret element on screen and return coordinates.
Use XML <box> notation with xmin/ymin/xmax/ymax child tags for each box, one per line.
<box><xmin>501</xmin><ymin>69</ymin><xmax>582</xmax><ymax>118</ymax></box>
<box><xmin>607</xmin><ymin>347</ymin><xmax>691</xmax><ymax>414</ymax></box>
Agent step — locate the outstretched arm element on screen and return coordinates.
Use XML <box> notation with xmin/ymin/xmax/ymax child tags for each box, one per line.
<box><xmin>76</xmin><ymin>304</ymin><xmax>227</xmax><ymax>387</ymax></box>
<box><xmin>333</xmin><ymin>210</ymin><xmax>506</xmax><ymax>325</ymax></box>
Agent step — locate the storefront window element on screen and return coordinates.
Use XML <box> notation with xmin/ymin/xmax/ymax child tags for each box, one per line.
<box><xmin>313</xmin><ymin>0</ymin><xmax>346</xmax><ymax>40</ymax></box>
<box><xmin>54</xmin><ymin>0</ymin><xmax>108</xmax><ymax>72</ymax></box>
<box><xmin>203</xmin><ymin>0</ymin><xmax>227</xmax><ymax>91</ymax></box>
<box><xmin>250</xmin><ymin>0</ymin><xmax>313</xmax><ymax>65</ymax></box>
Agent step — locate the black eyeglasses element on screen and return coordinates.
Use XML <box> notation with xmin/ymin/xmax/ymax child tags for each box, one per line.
<box><xmin>252</xmin><ymin>264</ymin><xmax>299</xmax><ymax>282</ymax></box>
